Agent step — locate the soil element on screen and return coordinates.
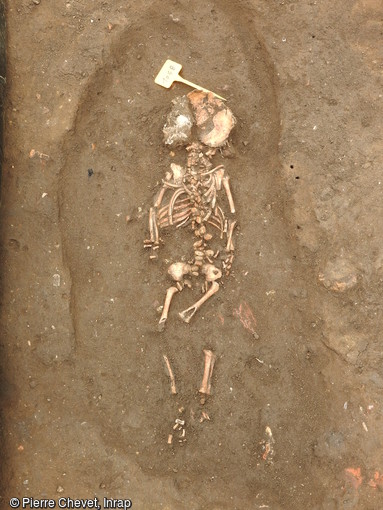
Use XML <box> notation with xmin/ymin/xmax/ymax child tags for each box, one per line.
<box><xmin>1</xmin><ymin>0</ymin><xmax>383</xmax><ymax>509</ymax></box>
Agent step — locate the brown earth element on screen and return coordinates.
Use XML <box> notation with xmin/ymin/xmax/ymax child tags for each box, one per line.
<box><xmin>1</xmin><ymin>0</ymin><xmax>383</xmax><ymax>509</ymax></box>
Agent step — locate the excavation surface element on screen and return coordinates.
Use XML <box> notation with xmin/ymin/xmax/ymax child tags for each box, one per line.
<box><xmin>1</xmin><ymin>1</ymin><xmax>383</xmax><ymax>509</ymax></box>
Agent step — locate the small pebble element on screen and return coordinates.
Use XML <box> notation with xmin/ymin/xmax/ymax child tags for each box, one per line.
<box><xmin>318</xmin><ymin>258</ymin><xmax>357</xmax><ymax>292</ymax></box>
<box><xmin>56</xmin><ymin>486</ymin><xmax>64</xmax><ymax>493</ymax></box>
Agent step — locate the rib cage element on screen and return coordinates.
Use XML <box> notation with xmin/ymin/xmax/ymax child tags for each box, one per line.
<box><xmin>145</xmin><ymin>145</ymin><xmax>236</xmax><ymax>274</ymax></box>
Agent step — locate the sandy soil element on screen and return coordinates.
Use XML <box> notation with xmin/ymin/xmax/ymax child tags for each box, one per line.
<box><xmin>1</xmin><ymin>0</ymin><xmax>383</xmax><ymax>508</ymax></box>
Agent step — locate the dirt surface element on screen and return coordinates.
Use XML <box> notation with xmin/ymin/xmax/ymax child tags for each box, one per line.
<box><xmin>1</xmin><ymin>0</ymin><xmax>383</xmax><ymax>508</ymax></box>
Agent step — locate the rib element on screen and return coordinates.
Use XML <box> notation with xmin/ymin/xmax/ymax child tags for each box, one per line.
<box><xmin>201</xmin><ymin>164</ymin><xmax>225</xmax><ymax>176</ymax></box>
<box><xmin>176</xmin><ymin>214</ymin><xmax>191</xmax><ymax>228</ymax></box>
<box><xmin>169</xmin><ymin>189</ymin><xmax>188</xmax><ymax>225</ymax></box>
<box><xmin>162</xmin><ymin>179</ymin><xmax>182</xmax><ymax>189</ymax></box>
<box><xmin>203</xmin><ymin>181</ymin><xmax>216</xmax><ymax>197</ymax></box>
<box><xmin>159</xmin><ymin>209</ymin><xmax>190</xmax><ymax>228</ymax></box>
<box><xmin>203</xmin><ymin>209</ymin><xmax>212</xmax><ymax>222</ymax></box>
<box><xmin>158</xmin><ymin>198</ymin><xmax>191</xmax><ymax>219</ymax></box>
<box><xmin>217</xmin><ymin>205</ymin><xmax>226</xmax><ymax>225</ymax></box>
<box><xmin>207</xmin><ymin>219</ymin><xmax>223</xmax><ymax>232</ymax></box>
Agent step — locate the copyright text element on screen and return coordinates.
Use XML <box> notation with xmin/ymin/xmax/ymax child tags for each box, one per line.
<box><xmin>9</xmin><ymin>498</ymin><xmax>132</xmax><ymax>509</ymax></box>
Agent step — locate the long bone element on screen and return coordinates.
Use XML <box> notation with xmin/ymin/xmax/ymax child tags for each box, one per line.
<box><xmin>199</xmin><ymin>349</ymin><xmax>216</xmax><ymax>396</ymax></box>
<box><xmin>159</xmin><ymin>262</ymin><xmax>191</xmax><ymax>330</ymax></box>
<box><xmin>226</xmin><ymin>219</ymin><xmax>237</xmax><ymax>252</ymax></box>
<box><xmin>178</xmin><ymin>267</ymin><xmax>220</xmax><ymax>323</ymax></box>
<box><xmin>213</xmin><ymin>168</ymin><xmax>225</xmax><ymax>190</ymax></box>
<box><xmin>222</xmin><ymin>175</ymin><xmax>235</xmax><ymax>213</ymax></box>
<box><xmin>154</xmin><ymin>186</ymin><xmax>167</xmax><ymax>208</ymax></box>
<box><xmin>159</xmin><ymin>286</ymin><xmax>178</xmax><ymax>331</ymax></box>
<box><xmin>149</xmin><ymin>207</ymin><xmax>156</xmax><ymax>242</ymax></box>
<box><xmin>217</xmin><ymin>205</ymin><xmax>226</xmax><ymax>234</ymax></box>
<box><xmin>211</xmin><ymin>191</ymin><xmax>217</xmax><ymax>210</ymax></box>
<box><xmin>148</xmin><ymin>207</ymin><xmax>159</xmax><ymax>259</ymax></box>
<box><xmin>163</xmin><ymin>354</ymin><xmax>177</xmax><ymax>394</ymax></box>
<box><xmin>153</xmin><ymin>211</ymin><xmax>159</xmax><ymax>242</ymax></box>
<box><xmin>179</xmin><ymin>281</ymin><xmax>220</xmax><ymax>323</ymax></box>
